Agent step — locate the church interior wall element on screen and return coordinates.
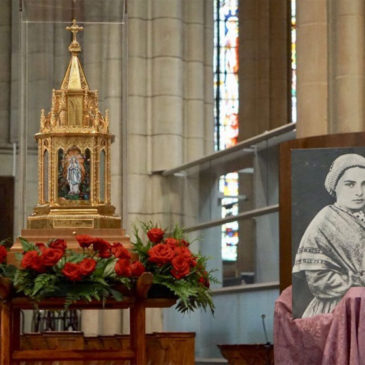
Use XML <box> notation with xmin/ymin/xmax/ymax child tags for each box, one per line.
<box><xmin>0</xmin><ymin>0</ymin><xmax>311</xmax><ymax>361</ymax></box>
<box><xmin>164</xmin><ymin>287</ymin><xmax>278</xmax><ymax>358</ymax></box>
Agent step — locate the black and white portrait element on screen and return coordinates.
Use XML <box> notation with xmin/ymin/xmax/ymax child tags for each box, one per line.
<box><xmin>292</xmin><ymin>148</ymin><xmax>365</xmax><ymax>318</ymax></box>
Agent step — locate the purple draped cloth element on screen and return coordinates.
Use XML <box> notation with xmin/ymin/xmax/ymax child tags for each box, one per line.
<box><xmin>274</xmin><ymin>286</ymin><xmax>365</xmax><ymax>365</ymax></box>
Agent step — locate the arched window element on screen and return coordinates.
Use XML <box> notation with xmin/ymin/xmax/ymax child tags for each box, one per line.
<box><xmin>214</xmin><ymin>0</ymin><xmax>239</xmax><ymax>151</ymax></box>
<box><xmin>99</xmin><ymin>149</ymin><xmax>105</xmax><ymax>202</ymax></box>
<box><xmin>82</xmin><ymin>148</ymin><xmax>91</xmax><ymax>201</ymax></box>
<box><xmin>43</xmin><ymin>150</ymin><xmax>48</xmax><ymax>202</ymax></box>
<box><xmin>214</xmin><ymin>0</ymin><xmax>239</xmax><ymax>261</ymax></box>
<box><xmin>291</xmin><ymin>0</ymin><xmax>297</xmax><ymax>123</ymax></box>
<box><xmin>57</xmin><ymin>149</ymin><xmax>65</xmax><ymax>198</ymax></box>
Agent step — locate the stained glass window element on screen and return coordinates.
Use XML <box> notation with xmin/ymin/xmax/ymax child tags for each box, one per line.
<box><xmin>214</xmin><ymin>0</ymin><xmax>239</xmax><ymax>261</ymax></box>
<box><xmin>291</xmin><ymin>0</ymin><xmax>297</xmax><ymax>123</ymax></box>
<box><xmin>219</xmin><ymin>173</ymin><xmax>239</xmax><ymax>261</ymax></box>
<box><xmin>214</xmin><ymin>0</ymin><xmax>239</xmax><ymax>151</ymax></box>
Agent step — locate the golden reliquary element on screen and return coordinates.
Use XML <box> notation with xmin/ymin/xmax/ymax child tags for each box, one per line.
<box><xmin>28</xmin><ymin>19</ymin><xmax>121</xmax><ymax>231</ymax></box>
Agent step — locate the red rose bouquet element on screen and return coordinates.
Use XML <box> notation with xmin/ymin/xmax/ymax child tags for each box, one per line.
<box><xmin>13</xmin><ymin>236</ymin><xmax>142</xmax><ymax>305</ymax></box>
<box><xmin>132</xmin><ymin>222</ymin><xmax>217</xmax><ymax>313</ymax></box>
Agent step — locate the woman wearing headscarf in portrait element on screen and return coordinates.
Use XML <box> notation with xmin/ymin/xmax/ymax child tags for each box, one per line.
<box><xmin>292</xmin><ymin>153</ymin><xmax>365</xmax><ymax>318</ymax></box>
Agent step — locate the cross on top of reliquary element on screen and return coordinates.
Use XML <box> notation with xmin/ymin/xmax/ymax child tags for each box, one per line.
<box><xmin>66</xmin><ymin>18</ymin><xmax>84</xmax><ymax>54</ymax></box>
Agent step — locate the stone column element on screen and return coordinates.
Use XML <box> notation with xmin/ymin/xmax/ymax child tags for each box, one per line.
<box><xmin>239</xmin><ymin>0</ymin><xmax>289</xmax><ymax>140</ymax></box>
<box><xmin>296</xmin><ymin>0</ymin><xmax>328</xmax><ymax>138</ymax></box>
<box><xmin>184</xmin><ymin>0</ymin><xmax>205</xmax><ymax>162</ymax></box>
<box><xmin>204</xmin><ymin>0</ymin><xmax>215</xmax><ymax>155</ymax></box>
<box><xmin>296</xmin><ymin>0</ymin><xmax>365</xmax><ymax>137</ymax></box>
<box><xmin>127</xmin><ymin>0</ymin><xmax>214</xmax><ymax>332</ymax></box>
<box><xmin>329</xmin><ymin>0</ymin><xmax>365</xmax><ymax>133</ymax></box>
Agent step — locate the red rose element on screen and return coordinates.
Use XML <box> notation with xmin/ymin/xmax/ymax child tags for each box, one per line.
<box><xmin>174</xmin><ymin>247</ymin><xmax>197</xmax><ymax>267</ymax></box>
<box><xmin>0</xmin><ymin>246</ymin><xmax>7</xmax><ymax>264</ymax></box>
<box><xmin>147</xmin><ymin>228</ymin><xmax>165</xmax><ymax>243</ymax></box>
<box><xmin>164</xmin><ymin>238</ymin><xmax>179</xmax><ymax>247</ymax></box>
<box><xmin>62</xmin><ymin>262</ymin><xmax>82</xmax><ymax>281</ymax></box>
<box><xmin>174</xmin><ymin>246</ymin><xmax>191</xmax><ymax>257</ymax></box>
<box><xmin>21</xmin><ymin>250</ymin><xmax>45</xmax><ymax>272</ymax></box>
<box><xmin>21</xmin><ymin>250</ymin><xmax>38</xmax><ymax>269</ymax></box>
<box><xmin>130</xmin><ymin>261</ymin><xmax>145</xmax><ymax>277</ymax></box>
<box><xmin>35</xmin><ymin>242</ymin><xmax>46</xmax><ymax>252</ymax></box>
<box><xmin>198</xmin><ymin>276</ymin><xmax>210</xmax><ymax>288</ymax></box>
<box><xmin>75</xmin><ymin>234</ymin><xmax>95</xmax><ymax>248</ymax></box>
<box><xmin>171</xmin><ymin>255</ymin><xmax>190</xmax><ymax>279</ymax></box>
<box><xmin>49</xmin><ymin>239</ymin><xmax>67</xmax><ymax>252</ymax></box>
<box><xmin>115</xmin><ymin>259</ymin><xmax>132</xmax><ymax>277</ymax></box>
<box><xmin>41</xmin><ymin>248</ymin><xmax>63</xmax><ymax>267</ymax></box>
<box><xmin>111</xmin><ymin>242</ymin><xmax>131</xmax><ymax>259</ymax></box>
<box><xmin>148</xmin><ymin>243</ymin><xmax>175</xmax><ymax>265</ymax></box>
<box><xmin>30</xmin><ymin>256</ymin><xmax>46</xmax><ymax>273</ymax></box>
<box><xmin>180</xmin><ymin>239</ymin><xmax>190</xmax><ymax>247</ymax></box>
<box><xmin>79</xmin><ymin>258</ymin><xmax>96</xmax><ymax>276</ymax></box>
<box><xmin>93</xmin><ymin>237</ymin><xmax>111</xmax><ymax>251</ymax></box>
<box><xmin>98</xmin><ymin>248</ymin><xmax>112</xmax><ymax>258</ymax></box>
<box><xmin>90</xmin><ymin>237</ymin><xmax>111</xmax><ymax>258</ymax></box>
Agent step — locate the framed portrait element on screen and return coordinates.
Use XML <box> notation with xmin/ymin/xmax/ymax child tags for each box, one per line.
<box><xmin>279</xmin><ymin>132</ymin><xmax>365</xmax><ymax>318</ymax></box>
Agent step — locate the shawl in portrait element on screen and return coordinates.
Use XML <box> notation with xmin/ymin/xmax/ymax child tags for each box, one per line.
<box><xmin>292</xmin><ymin>204</ymin><xmax>365</xmax><ymax>317</ymax></box>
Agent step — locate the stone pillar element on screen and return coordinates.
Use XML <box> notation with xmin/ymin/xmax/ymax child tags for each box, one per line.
<box><xmin>296</xmin><ymin>0</ymin><xmax>365</xmax><ymax>138</ymax></box>
<box><xmin>184</xmin><ymin>0</ymin><xmax>205</xmax><ymax>162</ymax></box>
<box><xmin>127</xmin><ymin>0</ymin><xmax>213</xmax><ymax>227</ymax></box>
<box><xmin>204</xmin><ymin>0</ymin><xmax>215</xmax><ymax>155</ymax></box>
<box><xmin>296</xmin><ymin>0</ymin><xmax>328</xmax><ymax>138</ymax></box>
<box><xmin>239</xmin><ymin>0</ymin><xmax>289</xmax><ymax>140</ymax></box>
<box><xmin>329</xmin><ymin>0</ymin><xmax>365</xmax><ymax>134</ymax></box>
<box><xmin>127</xmin><ymin>0</ymin><xmax>214</xmax><ymax>332</ymax></box>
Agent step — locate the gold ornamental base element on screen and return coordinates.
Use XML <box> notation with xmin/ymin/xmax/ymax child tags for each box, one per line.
<box><xmin>27</xmin><ymin>214</ymin><xmax>122</xmax><ymax>229</ymax></box>
<box><xmin>28</xmin><ymin>206</ymin><xmax>122</xmax><ymax>229</ymax></box>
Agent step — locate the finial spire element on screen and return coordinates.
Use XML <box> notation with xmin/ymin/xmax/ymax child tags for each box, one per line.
<box><xmin>66</xmin><ymin>19</ymin><xmax>83</xmax><ymax>54</ymax></box>
<box><xmin>61</xmin><ymin>19</ymin><xmax>89</xmax><ymax>90</ymax></box>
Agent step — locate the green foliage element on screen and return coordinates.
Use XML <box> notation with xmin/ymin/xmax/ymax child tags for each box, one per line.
<box><xmin>2</xmin><ymin>223</ymin><xmax>217</xmax><ymax>316</ymax></box>
<box><xmin>153</xmin><ymin>273</ymin><xmax>215</xmax><ymax>314</ymax></box>
<box><xmin>19</xmin><ymin>237</ymin><xmax>35</xmax><ymax>252</ymax></box>
<box><xmin>32</xmin><ymin>274</ymin><xmax>57</xmax><ymax>297</ymax></box>
<box><xmin>131</xmin><ymin>222</ymin><xmax>217</xmax><ymax>314</ymax></box>
<box><xmin>11</xmin><ymin>237</ymin><xmax>130</xmax><ymax>306</ymax></box>
<box><xmin>0</xmin><ymin>263</ymin><xmax>16</xmax><ymax>278</ymax></box>
<box><xmin>0</xmin><ymin>237</ymin><xmax>14</xmax><ymax>249</ymax></box>
<box><xmin>13</xmin><ymin>269</ymin><xmax>36</xmax><ymax>298</ymax></box>
<box><xmin>132</xmin><ymin>225</ymin><xmax>152</xmax><ymax>263</ymax></box>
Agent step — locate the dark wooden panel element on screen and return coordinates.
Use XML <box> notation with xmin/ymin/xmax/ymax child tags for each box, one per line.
<box><xmin>12</xmin><ymin>349</ymin><xmax>135</xmax><ymax>360</ymax></box>
<box><xmin>279</xmin><ymin>132</ymin><xmax>365</xmax><ymax>292</ymax></box>
<box><xmin>0</xmin><ymin>177</ymin><xmax>14</xmax><ymax>242</ymax></box>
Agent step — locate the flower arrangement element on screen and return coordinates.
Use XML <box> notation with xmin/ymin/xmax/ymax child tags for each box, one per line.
<box><xmin>132</xmin><ymin>222</ymin><xmax>216</xmax><ymax>313</ymax></box>
<box><xmin>0</xmin><ymin>223</ymin><xmax>216</xmax><ymax>313</ymax></box>
<box><xmin>12</xmin><ymin>236</ymin><xmax>140</xmax><ymax>305</ymax></box>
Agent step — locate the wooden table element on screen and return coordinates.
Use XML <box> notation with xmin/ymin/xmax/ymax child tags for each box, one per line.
<box><xmin>0</xmin><ymin>273</ymin><xmax>176</xmax><ymax>365</ymax></box>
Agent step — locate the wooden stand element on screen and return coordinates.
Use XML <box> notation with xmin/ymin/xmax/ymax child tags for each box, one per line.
<box><xmin>218</xmin><ymin>344</ymin><xmax>274</xmax><ymax>365</ymax></box>
<box><xmin>0</xmin><ymin>273</ymin><xmax>176</xmax><ymax>365</ymax></box>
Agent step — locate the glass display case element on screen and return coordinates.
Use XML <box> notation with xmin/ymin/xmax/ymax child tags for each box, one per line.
<box><xmin>17</xmin><ymin>0</ymin><xmax>127</xmax><ymax>235</ymax></box>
